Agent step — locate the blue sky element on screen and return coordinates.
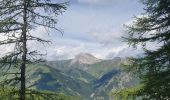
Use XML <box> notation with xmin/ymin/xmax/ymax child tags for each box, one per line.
<box><xmin>31</xmin><ymin>0</ymin><xmax>145</xmax><ymax>60</ymax></box>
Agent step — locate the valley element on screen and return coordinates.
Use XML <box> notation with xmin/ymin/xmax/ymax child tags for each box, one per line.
<box><xmin>26</xmin><ymin>53</ymin><xmax>137</xmax><ymax>100</ymax></box>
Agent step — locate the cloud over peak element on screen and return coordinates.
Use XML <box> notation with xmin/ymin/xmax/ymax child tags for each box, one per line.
<box><xmin>77</xmin><ymin>0</ymin><xmax>113</xmax><ymax>5</ymax></box>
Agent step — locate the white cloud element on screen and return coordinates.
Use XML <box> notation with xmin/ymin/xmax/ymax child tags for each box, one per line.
<box><xmin>0</xmin><ymin>33</ymin><xmax>19</xmax><ymax>57</ymax></box>
<box><xmin>25</xmin><ymin>2</ymin><xmax>144</xmax><ymax>60</ymax></box>
<box><xmin>87</xmin><ymin>27</ymin><xmax>124</xmax><ymax>46</ymax></box>
<box><xmin>76</xmin><ymin>0</ymin><xmax>140</xmax><ymax>6</ymax></box>
<box><xmin>0</xmin><ymin>0</ymin><xmax>145</xmax><ymax>61</ymax></box>
<box><xmin>77</xmin><ymin>0</ymin><xmax>106</xmax><ymax>5</ymax></box>
<box><xmin>0</xmin><ymin>26</ymin><xmax>144</xmax><ymax>61</ymax></box>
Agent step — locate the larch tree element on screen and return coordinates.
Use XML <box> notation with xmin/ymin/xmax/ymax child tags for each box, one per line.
<box><xmin>124</xmin><ymin>0</ymin><xmax>170</xmax><ymax>99</ymax></box>
<box><xmin>0</xmin><ymin>0</ymin><xmax>67</xmax><ymax>100</ymax></box>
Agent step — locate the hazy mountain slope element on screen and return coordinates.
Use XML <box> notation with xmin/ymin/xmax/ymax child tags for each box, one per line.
<box><xmin>24</xmin><ymin>53</ymin><xmax>135</xmax><ymax>100</ymax></box>
<box><xmin>27</xmin><ymin>64</ymin><xmax>93</xmax><ymax>99</ymax></box>
<box><xmin>87</xmin><ymin>58</ymin><xmax>121</xmax><ymax>78</ymax></box>
<box><xmin>91</xmin><ymin>69</ymin><xmax>136</xmax><ymax>100</ymax></box>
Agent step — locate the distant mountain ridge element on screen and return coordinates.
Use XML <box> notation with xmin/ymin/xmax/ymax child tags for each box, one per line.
<box><xmin>24</xmin><ymin>53</ymin><xmax>135</xmax><ymax>100</ymax></box>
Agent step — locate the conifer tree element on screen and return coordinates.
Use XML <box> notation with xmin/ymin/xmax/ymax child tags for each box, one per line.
<box><xmin>124</xmin><ymin>0</ymin><xmax>170</xmax><ymax>99</ymax></box>
<box><xmin>0</xmin><ymin>0</ymin><xmax>67</xmax><ymax>100</ymax></box>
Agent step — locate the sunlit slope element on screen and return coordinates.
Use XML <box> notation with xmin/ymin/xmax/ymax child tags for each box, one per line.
<box><xmin>23</xmin><ymin>53</ymin><xmax>136</xmax><ymax>100</ymax></box>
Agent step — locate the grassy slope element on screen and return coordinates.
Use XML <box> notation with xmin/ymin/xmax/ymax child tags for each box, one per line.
<box><xmin>26</xmin><ymin>63</ymin><xmax>93</xmax><ymax>99</ymax></box>
<box><xmin>0</xmin><ymin>57</ymin><xmax>134</xmax><ymax>100</ymax></box>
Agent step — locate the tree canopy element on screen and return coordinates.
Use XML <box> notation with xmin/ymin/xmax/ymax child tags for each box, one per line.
<box><xmin>0</xmin><ymin>0</ymin><xmax>67</xmax><ymax>100</ymax></box>
<box><xmin>124</xmin><ymin>0</ymin><xmax>170</xmax><ymax>99</ymax></box>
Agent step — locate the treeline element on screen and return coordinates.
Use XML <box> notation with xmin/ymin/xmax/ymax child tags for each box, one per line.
<box><xmin>0</xmin><ymin>87</ymin><xmax>81</xmax><ymax>100</ymax></box>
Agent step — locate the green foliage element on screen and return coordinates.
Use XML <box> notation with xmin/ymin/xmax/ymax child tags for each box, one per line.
<box><xmin>0</xmin><ymin>57</ymin><xmax>133</xmax><ymax>100</ymax></box>
<box><xmin>0</xmin><ymin>0</ymin><xmax>67</xmax><ymax>99</ymax></box>
<box><xmin>110</xmin><ymin>85</ymin><xmax>143</xmax><ymax>100</ymax></box>
<box><xmin>0</xmin><ymin>88</ymin><xmax>19</xmax><ymax>100</ymax></box>
<box><xmin>0</xmin><ymin>88</ymin><xmax>79</xmax><ymax>100</ymax></box>
<box><xmin>26</xmin><ymin>63</ymin><xmax>92</xmax><ymax>99</ymax></box>
<box><xmin>124</xmin><ymin>0</ymin><xmax>170</xmax><ymax>99</ymax></box>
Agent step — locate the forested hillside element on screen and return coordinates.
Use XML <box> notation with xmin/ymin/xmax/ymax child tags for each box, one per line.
<box><xmin>0</xmin><ymin>53</ymin><xmax>136</xmax><ymax>100</ymax></box>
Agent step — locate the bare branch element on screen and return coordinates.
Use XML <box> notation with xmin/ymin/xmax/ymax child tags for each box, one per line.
<box><xmin>26</xmin><ymin>35</ymin><xmax>51</xmax><ymax>43</ymax></box>
<box><xmin>0</xmin><ymin>38</ymin><xmax>22</xmax><ymax>45</ymax></box>
<box><xmin>29</xmin><ymin>21</ymin><xmax>63</xmax><ymax>34</ymax></box>
<box><xmin>0</xmin><ymin>27</ymin><xmax>22</xmax><ymax>33</ymax></box>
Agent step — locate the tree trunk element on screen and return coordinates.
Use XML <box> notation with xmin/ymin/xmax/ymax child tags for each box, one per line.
<box><xmin>20</xmin><ymin>0</ymin><xmax>27</xmax><ymax>100</ymax></box>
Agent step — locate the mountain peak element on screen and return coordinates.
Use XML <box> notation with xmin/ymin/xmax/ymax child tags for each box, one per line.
<box><xmin>71</xmin><ymin>53</ymin><xmax>102</xmax><ymax>64</ymax></box>
<box><xmin>76</xmin><ymin>53</ymin><xmax>96</xmax><ymax>59</ymax></box>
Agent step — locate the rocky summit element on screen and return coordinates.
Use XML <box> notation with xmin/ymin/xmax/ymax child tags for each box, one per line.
<box><xmin>70</xmin><ymin>53</ymin><xmax>102</xmax><ymax>65</ymax></box>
